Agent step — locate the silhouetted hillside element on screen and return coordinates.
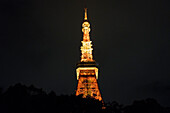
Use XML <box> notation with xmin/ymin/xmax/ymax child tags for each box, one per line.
<box><xmin>0</xmin><ymin>83</ymin><xmax>169</xmax><ymax>113</ymax></box>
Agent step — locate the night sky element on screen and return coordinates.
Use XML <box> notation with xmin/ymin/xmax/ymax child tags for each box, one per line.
<box><xmin>0</xmin><ymin>0</ymin><xmax>170</xmax><ymax>106</ymax></box>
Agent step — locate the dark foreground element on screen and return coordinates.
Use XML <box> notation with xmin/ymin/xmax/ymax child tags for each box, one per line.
<box><xmin>0</xmin><ymin>83</ymin><xmax>169</xmax><ymax>113</ymax></box>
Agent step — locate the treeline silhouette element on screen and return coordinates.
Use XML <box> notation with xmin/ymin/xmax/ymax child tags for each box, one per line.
<box><xmin>0</xmin><ymin>83</ymin><xmax>169</xmax><ymax>113</ymax></box>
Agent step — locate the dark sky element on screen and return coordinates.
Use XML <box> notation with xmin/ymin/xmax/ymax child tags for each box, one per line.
<box><xmin>0</xmin><ymin>0</ymin><xmax>170</xmax><ymax>106</ymax></box>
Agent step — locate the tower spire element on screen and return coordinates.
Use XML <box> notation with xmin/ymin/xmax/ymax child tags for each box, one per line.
<box><xmin>84</xmin><ymin>8</ymin><xmax>88</xmax><ymax>20</ymax></box>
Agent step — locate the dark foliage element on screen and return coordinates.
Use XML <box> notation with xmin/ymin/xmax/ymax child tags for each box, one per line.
<box><xmin>123</xmin><ymin>98</ymin><xmax>170</xmax><ymax>113</ymax></box>
<box><xmin>0</xmin><ymin>83</ymin><xmax>169</xmax><ymax>113</ymax></box>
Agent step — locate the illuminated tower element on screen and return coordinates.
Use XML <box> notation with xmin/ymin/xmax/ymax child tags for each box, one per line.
<box><xmin>76</xmin><ymin>8</ymin><xmax>102</xmax><ymax>101</ymax></box>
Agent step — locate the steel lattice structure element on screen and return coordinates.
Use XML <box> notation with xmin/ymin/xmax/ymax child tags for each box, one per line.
<box><xmin>76</xmin><ymin>8</ymin><xmax>102</xmax><ymax>101</ymax></box>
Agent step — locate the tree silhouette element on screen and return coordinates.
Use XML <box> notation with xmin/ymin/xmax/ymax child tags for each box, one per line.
<box><xmin>0</xmin><ymin>83</ymin><xmax>170</xmax><ymax>113</ymax></box>
<box><xmin>123</xmin><ymin>98</ymin><xmax>169</xmax><ymax>113</ymax></box>
<box><xmin>105</xmin><ymin>101</ymin><xmax>123</xmax><ymax>113</ymax></box>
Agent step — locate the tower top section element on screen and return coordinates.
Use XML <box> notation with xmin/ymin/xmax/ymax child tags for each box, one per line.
<box><xmin>80</xmin><ymin>8</ymin><xmax>94</xmax><ymax>62</ymax></box>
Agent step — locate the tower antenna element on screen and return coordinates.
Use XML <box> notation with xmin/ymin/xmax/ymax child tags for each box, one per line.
<box><xmin>84</xmin><ymin>0</ymin><xmax>88</xmax><ymax>20</ymax></box>
<box><xmin>84</xmin><ymin>8</ymin><xmax>88</xmax><ymax>20</ymax></box>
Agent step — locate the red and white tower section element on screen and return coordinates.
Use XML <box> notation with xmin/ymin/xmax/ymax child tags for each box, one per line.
<box><xmin>76</xmin><ymin>8</ymin><xmax>102</xmax><ymax>101</ymax></box>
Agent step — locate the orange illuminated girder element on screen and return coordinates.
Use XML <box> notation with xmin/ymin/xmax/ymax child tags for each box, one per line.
<box><xmin>76</xmin><ymin>69</ymin><xmax>102</xmax><ymax>101</ymax></box>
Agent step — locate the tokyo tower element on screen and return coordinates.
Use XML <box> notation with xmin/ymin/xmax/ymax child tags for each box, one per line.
<box><xmin>76</xmin><ymin>8</ymin><xmax>102</xmax><ymax>101</ymax></box>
